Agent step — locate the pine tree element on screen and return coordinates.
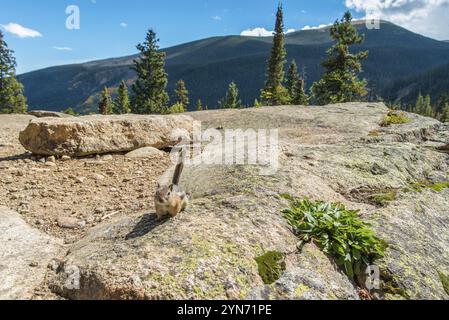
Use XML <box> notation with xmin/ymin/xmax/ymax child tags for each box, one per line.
<box><xmin>174</xmin><ymin>79</ymin><xmax>189</xmax><ymax>109</ymax></box>
<box><xmin>220</xmin><ymin>82</ymin><xmax>242</xmax><ymax>109</ymax></box>
<box><xmin>113</xmin><ymin>81</ymin><xmax>131</xmax><ymax>114</ymax></box>
<box><xmin>423</xmin><ymin>94</ymin><xmax>433</xmax><ymax>117</ymax></box>
<box><xmin>311</xmin><ymin>12</ymin><xmax>368</xmax><ymax>105</ymax></box>
<box><xmin>254</xmin><ymin>99</ymin><xmax>262</xmax><ymax>108</ymax></box>
<box><xmin>131</xmin><ymin>29</ymin><xmax>169</xmax><ymax>114</ymax></box>
<box><xmin>286</xmin><ymin>60</ymin><xmax>300</xmax><ymax>101</ymax></box>
<box><xmin>260</xmin><ymin>4</ymin><xmax>288</xmax><ymax>106</ymax></box>
<box><xmin>0</xmin><ymin>31</ymin><xmax>27</xmax><ymax>114</ymax></box>
<box><xmin>196</xmin><ymin>99</ymin><xmax>203</xmax><ymax>111</ymax></box>
<box><xmin>440</xmin><ymin>103</ymin><xmax>449</xmax><ymax>123</ymax></box>
<box><xmin>286</xmin><ymin>60</ymin><xmax>308</xmax><ymax>105</ymax></box>
<box><xmin>99</xmin><ymin>87</ymin><xmax>113</xmax><ymax>115</ymax></box>
<box><xmin>415</xmin><ymin>93</ymin><xmax>424</xmax><ymax>114</ymax></box>
<box><xmin>436</xmin><ymin>93</ymin><xmax>449</xmax><ymax>115</ymax></box>
<box><xmin>169</xmin><ymin>102</ymin><xmax>186</xmax><ymax>114</ymax></box>
<box><xmin>64</xmin><ymin>107</ymin><xmax>76</xmax><ymax>116</ymax></box>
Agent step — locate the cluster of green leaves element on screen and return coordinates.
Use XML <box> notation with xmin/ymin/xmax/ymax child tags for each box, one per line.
<box><xmin>282</xmin><ymin>197</ymin><xmax>386</xmax><ymax>282</ymax></box>
<box><xmin>380</xmin><ymin>110</ymin><xmax>411</xmax><ymax>126</ymax></box>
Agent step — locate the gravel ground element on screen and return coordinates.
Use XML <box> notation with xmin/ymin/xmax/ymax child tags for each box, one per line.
<box><xmin>0</xmin><ymin>114</ymin><xmax>171</xmax><ymax>243</ymax></box>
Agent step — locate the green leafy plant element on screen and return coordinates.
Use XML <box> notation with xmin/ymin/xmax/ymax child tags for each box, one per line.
<box><xmin>282</xmin><ymin>197</ymin><xmax>386</xmax><ymax>283</ymax></box>
<box><xmin>380</xmin><ymin>111</ymin><xmax>411</xmax><ymax>126</ymax></box>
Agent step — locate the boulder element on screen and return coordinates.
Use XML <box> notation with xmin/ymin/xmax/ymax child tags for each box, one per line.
<box><xmin>28</xmin><ymin>110</ymin><xmax>74</xmax><ymax>118</ymax></box>
<box><xmin>0</xmin><ymin>206</ymin><xmax>64</xmax><ymax>300</ymax></box>
<box><xmin>48</xmin><ymin>103</ymin><xmax>449</xmax><ymax>300</ymax></box>
<box><xmin>19</xmin><ymin>114</ymin><xmax>194</xmax><ymax>157</ymax></box>
<box><xmin>125</xmin><ymin>147</ymin><xmax>165</xmax><ymax>158</ymax></box>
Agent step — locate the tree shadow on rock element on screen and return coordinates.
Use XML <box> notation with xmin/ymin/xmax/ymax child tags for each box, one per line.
<box><xmin>125</xmin><ymin>213</ymin><xmax>168</xmax><ymax>240</ymax></box>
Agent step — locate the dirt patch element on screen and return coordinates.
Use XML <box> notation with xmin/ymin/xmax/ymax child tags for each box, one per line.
<box><xmin>0</xmin><ymin>115</ymin><xmax>171</xmax><ymax>243</ymax></box>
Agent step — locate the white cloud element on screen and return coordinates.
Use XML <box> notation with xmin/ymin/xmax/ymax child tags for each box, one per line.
<box><xmin>240</xmin><ymin>27</ymin><xmax>295</xmax><ymax>37</ymax></box>
<box><xmin>120</xmin><ymin>22</ymin><xmax>128</xmax><ymax>28</ymax></box>
<box><xmin>345</xmin><ymin>0</ymin><xmax>449</xmax><ymax>40</ymax></box>
<box><xmin>301</xmin><ymin>23</ymin><xmax>332</xmax><ymax>31</ymax></box>
<box><xmin>0</xmin><ymin>23</ymin><xmax>42</xmax><ymax>38</ymax></box>
<box><xmin>212</xmin><ymin>15</ymin><xmax>222</xmax><ymax>21</ymax></box>
<box><xmin>52</xmin><ymin>46</ymin><xmax>73</xmax><ymax>51</ymax></box>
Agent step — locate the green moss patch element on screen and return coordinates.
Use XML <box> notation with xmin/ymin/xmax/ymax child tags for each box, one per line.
<box><xmin>380</xmin><ymin>111</ymin><xmax>411</xmax><ymax>127</ymax></box>
<box><xmin>439</xmin><ymin>272</ymin><xmax>449</xmax><ymax>296</ymax></box>
<box><xmin>349</xmin><ymin>187</ymin><xmax>398</xmax><ymax>207</ymax></box>
<box><xmin>408</xmin><ymin>181</ymin><xmax>449</xmax><ymax>193</ymax></box>
<box><xmin>367</xmin><ymin>189</ymin><xmax>398</xmax><ymax>207</ymax></box>
<box><xmin>254</xmin><ymin>251</ymin><xmax>286</xmax><ymax>285</ymax></box>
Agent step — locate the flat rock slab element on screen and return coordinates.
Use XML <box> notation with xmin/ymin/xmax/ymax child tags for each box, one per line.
<box><xmin>0</xmin><ymin>206</ymin><xmax>64</xmax><ymax>300</ymax></box>
<box><xmin>125</xmin><ymin>147</ymin><xmax>165</xmax><ymax>158</ymax></box>
<box><xmin>19</xmin><ymin>114</ymin><xmax>194</xmax><ymax>157</ymax></box>
<box><xmin>28</xmin><ymin>110</ymin><xmax>74</xmax><ymax>118</ymax></box>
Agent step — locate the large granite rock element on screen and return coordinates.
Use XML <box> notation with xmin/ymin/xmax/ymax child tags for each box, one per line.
<box><xmin>19</xmin><ymin>114</ymin><xmax>194</xmax><ymax>157</ymax></box>
<box><xmin>0</xmin><ymin>206</ymin><xmax>64</xmax><ymax>300</ymax></box>
<box><xmin>48</xmin><ymin>103</ymin><xmax>449</xmax><ymax>300</ymax></box>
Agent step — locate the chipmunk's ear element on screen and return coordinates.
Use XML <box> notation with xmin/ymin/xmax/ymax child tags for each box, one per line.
<box><xmin>157</xmin><ymin>182</ymin><xmax>160</xmax><ymax>188</ymax></box>
<box><xmin>169</xmin><ymin>184</ymin><xmax>174</xmax><ymax>191</ymax></box>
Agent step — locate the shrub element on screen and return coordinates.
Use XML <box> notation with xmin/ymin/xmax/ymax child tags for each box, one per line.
<box><xmin>380</xmin><ymin>111</ymin><xmax>411</xmax><ymax>126</ymax></box>
<box><xmin>282</xmin><ymin>196</ymin><xmax>386</xmax><ymax>283</ymax></box>
<box><xmin>169</xmin><ymin>102</ymin><xmax>186</xmax><ymax>114</ymax></box>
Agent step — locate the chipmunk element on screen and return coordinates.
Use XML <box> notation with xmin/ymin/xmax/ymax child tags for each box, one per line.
<box><xmin>154</xmin><ymin>150</ymin><xmax>189</xmax><ymax>219</ymax></box>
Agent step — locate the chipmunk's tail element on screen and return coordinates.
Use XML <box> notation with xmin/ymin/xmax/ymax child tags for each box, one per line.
<box><xmin>172</xmin><ymin>149</ymin><xmax>185</xmax><ymax>185</ymax></box>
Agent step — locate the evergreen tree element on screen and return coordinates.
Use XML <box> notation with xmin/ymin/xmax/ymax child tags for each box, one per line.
<box><xmin>423</xmin><ymin>94</ymin><xmax>433</xmax><ymax>117</ymax></box>
<box><xmin>113</xmin><ymin>81</ymin><xmax>131</xmax><ymax>114</ymax></box>
<box><xmin>436</xmin><ymin>92</ymin><xmax>449</xmax><ymax>115</ymax></box>
<box><xmin>311</xmin><ymin>12</ymin><xmax>368</xmax><ymax>105</ymax></box>
<box><xmin>260</xmin><ymin>4</ymin><xmax>288</xmax><ymax>106</ymax></box>
<box><xmin>131</xmin><ymin>29</ymin><xmax>169</xmax><ymax>114</ymax></box>
<box><xmin>98</xmin><ymin>87</ymin><xmax>113</xmax><ymax>115</ymax></box>
<box><xmin>415</xmin><ymin>93</ymin><xmax>424</xmax><ymax>114</ymax></box>
<box><xmin>254</xmin><ymin>99</ymin><xmax>262</xmax><ymax>108</ymax></box>
<box><xmin>440</xmin><ymin>104</ymin><xmax>449</xmax><ymax>123</ymax></box>
<box><xmin>220</xmin><ymin>82</ymin><xmax>242</xmax><ymax>109</ymax></box>
<box><xmin>0</xmin><ymin>31</ymin><xmax>27</xmax><ymax>114</ymax></box>
<box><xmin>196</xmin><ymin>99</ymin><xmax>203</xmax><ymax>111</ymax></box>
<box><xmin>174</xmin><ymin>79</ymin><xmax>189</xmax><ymax>109</ymax></box>
<box><xmin>169</xmin><ymin>102</ymin><xmax>186</xmax><ymax>114</ymax></box>
<box><xmin>64</xmin><ymin>107</ymin><xmax>76</xmax><ymax>116</ymax></box>
<box><xmin>286</xmin><ymin>60</ymin><xmax>300</xmax><ymax>100</ymax></box>
<box><xmin>286</xmin><ymin>60</ymin><xmax>308</xmax><ymax>105</ymax></box>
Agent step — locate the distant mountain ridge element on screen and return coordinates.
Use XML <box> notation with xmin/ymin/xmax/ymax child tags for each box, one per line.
<box><xmin>17</xmin><ymin>21</ymin><xmax>449</xmax><ymax>113</ymax></box>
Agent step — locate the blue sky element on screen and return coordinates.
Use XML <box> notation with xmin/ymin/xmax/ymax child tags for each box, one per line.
<box><xmin>1</xmin><ymin>0</ymin><xmax>448</xmax><ymax>74</ymax></box>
